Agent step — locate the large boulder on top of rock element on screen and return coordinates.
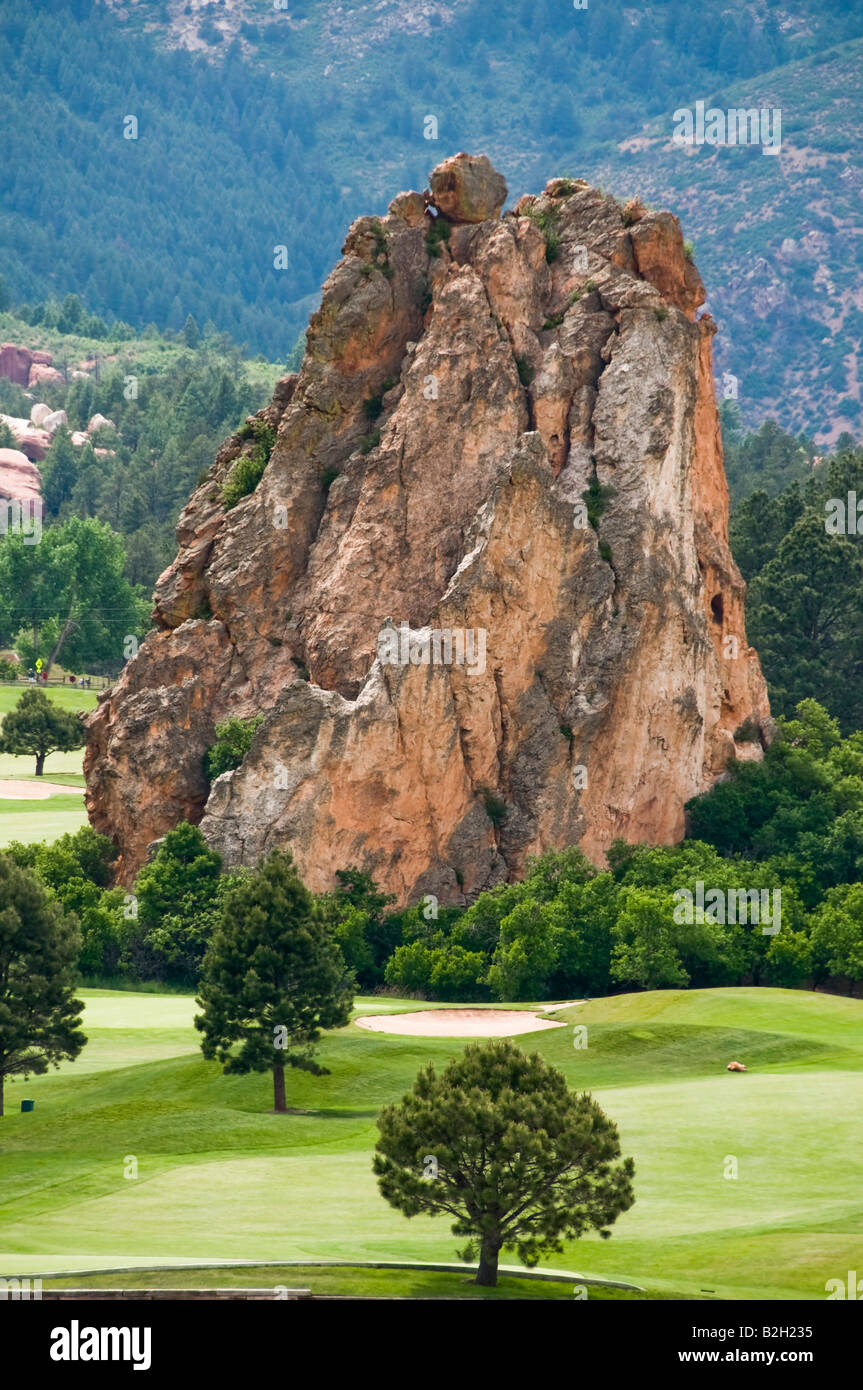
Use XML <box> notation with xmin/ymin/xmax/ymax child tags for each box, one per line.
<box><xmin>0</xmin><ymin>344</ymin><xmax>34</xmax><ymax>386</ymax></box>
<box><xmin>429</xmin><ymin>153</ymin><xmax>507</xmax><ymax>224</ymax></box>
<box><xmin>629</xmin><ymin>210</ymin><xmax>705</xmax><ymax>319</ymax></box>
<box><xmin>30</xmin><ymin>403</ymin><xmax>52</xmax><ymax>427</ymax></box>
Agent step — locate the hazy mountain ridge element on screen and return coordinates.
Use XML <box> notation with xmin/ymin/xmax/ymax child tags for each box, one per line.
<box><xmin>595</xmin><ymin>36</ymin><xmax>863</xmax><ymax>445</ymax></box>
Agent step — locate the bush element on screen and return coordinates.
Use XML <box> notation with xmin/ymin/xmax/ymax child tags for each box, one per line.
<box><xmin>582</xmin><ymin>461</ymin><xmax>616</xmax><ymax>530</ymax></box>
<box><xmin>515</xmin><ymin>356</ymin><xmax>534</xmax><ymax>388</ymax></box>
<box><xmin>368</xmin><ymin>220</ymin><xmax>393</xmax><ymax>279</ymax></box>
<box><xmin>222</xmin><ymin>420</ymin><xmax>276</xmax><ymax>509</ymax></box>
<box><xmin>363</xmin><ymin>378</ymin><xmax>397</xmax><ymax>423</ymax></box>
<box><xmin>425</xmin><ymin>216</ymin><xmax>451</xmax><ymax>258</ymax></box>
<box><xmin>429</xmin><ymin>944</ymin><xmax>486</xmax><ymax>1000</ymax></box>
<box><xmin>122</xmin><ymin>821</ymin><xmax>228</xmax><ymax>985</ymax></box>
<box><xmin>524</xmin><ymin>204</ymin><xmax>562</xmax><ymax>263</ymax></box>
<box><xmin>77</xmin><ymin>888</ymin><xmax>126</xmax><ymax>976</ymax></box>
<box><xmin>734</xmin><ymin>716</ymin><xmax>761</xmax><ymax>743</ymax></box>
<box><xmin>384</xmin><ymin>940</ymin><xmax>435</xmax><ymax>994</ymax></box>
<box><xmin>358</xmin><ymin>428</ymin><xmax>381</xmax><ymax>455</ymax></box>
<box><xmin>205</xmin><ymin>715</ymin><xmax>264</xmax><ymax>780</ymax></box>
<box><xmin>481</xmin><ymin>787</ymin><xmax>507</xmax><ymax>828</ymax></box>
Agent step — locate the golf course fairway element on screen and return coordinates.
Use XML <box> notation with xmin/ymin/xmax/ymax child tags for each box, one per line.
<box><xmin>1</xmin><ymin>986</ymin><xmax>860</xmax><ymax>1300</ymax></box>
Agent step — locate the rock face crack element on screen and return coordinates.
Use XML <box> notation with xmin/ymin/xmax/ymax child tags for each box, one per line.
<box><xmin>84</xmin><ymin>155</ymin><xmax>770</xmax><ymax>900</ymax></box>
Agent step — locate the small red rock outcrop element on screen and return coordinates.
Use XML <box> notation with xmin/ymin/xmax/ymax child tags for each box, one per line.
<box><xmin>0</xmin><ymin>447</ymin><xmax>42</xmax><ymax>503</ymax></box>
<box><xmin>0</xmin><ymin>343</ymin><xmax>59</xmax><ymax>388</ymax></box>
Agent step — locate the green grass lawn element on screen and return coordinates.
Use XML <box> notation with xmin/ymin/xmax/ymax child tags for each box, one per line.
<box><xmin>0</xmin><ymin>685</ymin><xmax>93</xmax><ymax>844</ymax></box>
<box><xmin>0</xmin><ymin>763</ymin><xmax>86</xmax><ymax>784</ymax></box>
<box><xmin>1</xmin><ymin>986</ymin><xmax>860</xmax><ymax>1299</ymax></box>
<box><xmin>0</xmin><ymin>686</ymin><xmax>99</xmax><ymax>715</ymax></box>
<box><xmin>0</xmin><ymin>796</ymin><xmax>88</xmax><ymax>845</ymax></box>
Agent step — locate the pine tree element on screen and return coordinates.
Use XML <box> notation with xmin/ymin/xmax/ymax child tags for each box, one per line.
<box><xmin>195</xmin><ymin>850</ymin><xmax>353</xmax><ymax>1111</ymax></box>
<box><xmin>374</xmin><ymin>1040</ymin><xmax>635</xmax><ymax>1287</ymax></box>
<box><xmin>0</xmin><ymin>853</ymin><xmax>86</xmax><ymax>1117</ymax></box>
<box><xmin>0</xmin><ymin>688</ymin><xmax>85</xmax><ymax>777</ymax></box>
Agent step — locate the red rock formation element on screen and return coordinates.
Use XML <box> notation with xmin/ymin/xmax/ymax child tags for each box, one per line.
<box><xmin>0</xmin><ymin>415</ymin><xmax>51</xmax><ymax>461</ymax></box>
<box><xmin>0</xmin><ymin>344</ymin><xmax>55</xmax><ymax>387</ymax></box>
<box><xmin>28</xmin><ymin>363</ymin><xmax>64</xmax><ymax>387</ymax></box>
<box><xmin>0</xmin><ymin>447</ymin><xmax>42</xmax><ymax>503</ymax></box>
<box><xmin>0</xmin><ymin>344</ymin><xmax>34</xmax><ymax>386</ymax></box>
<box><xmin>85</xmin><ymin>156</ymin><xmax>769</xmax><ymax>897</ymax></box>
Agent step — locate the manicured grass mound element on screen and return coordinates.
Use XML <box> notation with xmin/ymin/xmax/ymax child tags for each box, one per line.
<box><xmin>1</xmin><ymin>987</ymin><xmax>860</xmax><ymax>1300</ymax></box>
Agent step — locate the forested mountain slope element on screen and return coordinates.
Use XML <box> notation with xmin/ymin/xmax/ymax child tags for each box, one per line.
<box><xmin>3</xmin><ymin>0</ymin><xmax>862</xmax><ymax>438</ymax></box>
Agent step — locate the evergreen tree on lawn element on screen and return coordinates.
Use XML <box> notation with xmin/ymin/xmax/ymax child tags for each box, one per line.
<box><xmin>374</xmin><ymin>1039</ymin><xmax>635</xmax><ymax>1287</ymax></box>
<box><xmin>0</xmin><ymin>687</ymin><xmax>85</xmax><ymax>776</ymax></box>
<box><xmin>0</xmin><ymin>853</ymin><xmax>86</xmax><ymax>1116</ymax></box>
<box><xmin>195</xmin><ymin>850</ymin><xmax>353</xmax><ymax>1112</ymax></box>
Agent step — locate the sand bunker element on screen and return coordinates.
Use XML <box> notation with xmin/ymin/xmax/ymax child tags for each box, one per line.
<box><xmin>355</xmin><ymin>1008</ymin><xmax>572</xmax><ymax>1038</ymax></box>
<box><xmin>0</xmin><ymin>779</ymin><xmax>82</xmax><ymax>800</ymax></box>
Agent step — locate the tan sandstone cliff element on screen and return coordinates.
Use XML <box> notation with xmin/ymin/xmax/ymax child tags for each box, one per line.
<box><xmin>84</xmin><ymin>154</ymin><xmax>770</xmax><ymax>900</ymax></box>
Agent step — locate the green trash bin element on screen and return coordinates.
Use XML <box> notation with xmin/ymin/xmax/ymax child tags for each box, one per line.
<box><xmin>20</xmin><ymin>1100</ymin><xmax>34</xmax><ymax>1112</ymax></box>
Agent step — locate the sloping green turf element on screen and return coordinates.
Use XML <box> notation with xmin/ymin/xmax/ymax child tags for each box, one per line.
<box><xmin>1</xmin><ymin>988</ymin><xmax>860</xmax><ymax>1300</ymax></box>
<box><xmin>0</xmin><ymin>796</ymin><xmax>88</xmax><ymax>846</ymax></box>
<box><xmin>0</xmin><ymin>687</ymin><xmax>98</xmax><ymax>715</ymax></box>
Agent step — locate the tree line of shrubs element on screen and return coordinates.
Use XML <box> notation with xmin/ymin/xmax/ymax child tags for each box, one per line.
<box><xmin>6</xmin><ymin>698</ymin><xmax>863</xmax><ymax>1002</ymax></box>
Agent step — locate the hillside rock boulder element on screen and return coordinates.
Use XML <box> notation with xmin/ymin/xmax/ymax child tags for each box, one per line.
<box><xmin>0</xmin><ymin>447</ymin><xmax>42</xmax><ymax>503</ymax></box>
<box><xmin>29</xmin><ymin>363</ymin><xmax>64</xmax><ymax>387</ymax></box>
<box><xmin>0</xmin><ymin>344</ymin><xmax>30</xmax><ymax>386</ymax></box>
<box><xmin>0</xmin><ymin>413</ymin><xmax>51</xmax><ymax>461</ymax></box>
<box><xmin>42</xmin><ymin>409</ymin><xmax>68</xmax><ymax>434</ymax></box>
<box><xmin>88</xmin><ymin>413</ymin><xmax>115</xmax><ymax>433</ymax></box>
